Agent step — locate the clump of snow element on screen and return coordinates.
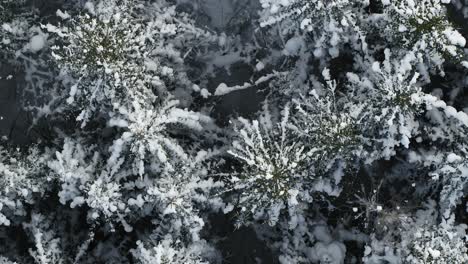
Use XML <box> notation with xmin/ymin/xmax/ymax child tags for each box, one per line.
<box><xmin>56</xmin><ymin>9</ymin><xmax>70</xmax><ymax>20</ymax></box>
<box><xmin>300</xmin><ymin>18</ymin><xmax>313</xmax><ymax>31</ymax></box>
<box><xmin>29</xmin><ymin>35</ymin><xmax>46</xmax><ymax>52</ymax></box>
<box><xmin>108</xmin><ymin>118</ymin><xmax>129</xmax><ymax>128</ymax></box>
<box><xmin>2</xmin><ymin>24</ymin><xmax>13</xmax><ymax>33</ymax></box>
<box><xmin>461</xmin><ymin>61</ymin><xmax>468</xmax><ymax>69</ymax></box>
<box><xmin>66</xmin><ymin>84</ymin><xmax>78</xmax><ymax>104</ymax></box>
<box><xmin>214</xmin><ymin>73</ymin><xmax>280</xmax><ymax>96</ymax></box>
<box><xmin>309</xmin><ymin>242</ymin><xmax>346</xmax><ymax>264</ymax></box>
<box><xmin>322</xmin><ymin>68</ymin><xmax>331</xmax><ymax>81</ymax></box>
<box><xmin>84</xmin><ymin>2</ymin><xmax>96</xmax><ymax>15</ymax></box>
<box><xmin>223</xmin><ymin>203</ymin><xmax>234</xmax><ymax>214</ymax></box>
<box><xmin>255</xmin><ymin>61</ymin><xmax>265</xmax><ymax>71</ymax></box>
<box><xmin>283</xmin><ymin>37</ymin><xmax>304</xmax><ymax>56</ymax></box>
<box><xmin>447</xmin><ymin>153</ymin><xmax>462</xmax><ymax>163</ymax></box>
<box><xmin>428</xmin><ymin>248</ymin><xmax>441</xmax><ymax>259</ymax></box>
<box><xmin>200</xmin><ymin>88</ymin><xmax>211</xmax><ymax>98</ymax></box>
<box><xmin>215</xmin><ymin>83</ymin><xmax>243</xmax><ymax>96</ymax></box>
<box><xmin>444</xmin><ymin>29</ymin><xmax>466</xmax><ymax>47</ymax></box>
<box><xmin>372</xmin><ymin>62</ymin><xmax>382</xmax><ymax>73</ymax></box>
<box><xmin>0</xmin><ymin>214</ymin><xmax>11</xmax><ymax>226</ymax></box>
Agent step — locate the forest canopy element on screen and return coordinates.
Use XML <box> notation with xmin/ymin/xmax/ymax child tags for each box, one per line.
<box><xmin>0</xmin><ymin>0</ymin><xmax>467</xmax><ymax>263</ymax></box>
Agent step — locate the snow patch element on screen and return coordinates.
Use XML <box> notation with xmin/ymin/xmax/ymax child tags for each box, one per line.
<box><xmin>214</xmin><ymin>73</ymin><xmax>280</xmax><ymax>96</ymax></box>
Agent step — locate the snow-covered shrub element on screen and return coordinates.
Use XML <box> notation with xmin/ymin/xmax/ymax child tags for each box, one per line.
<box><xmin>408</xmin><ymin>148</ymin><xmax>468</xmax><ymax>217</ymax></box>
<box><xmin>0</xmin><ymin>0</ymin><xmax>29</xmax><ymax>56</ymax></box>
<box><xmin>48</xmin><ymin>3</ymin><xmax>157</xmax><ymax>120</ymax></box>
<box><xmin>226</xmin><ymin>104</ymin><xmax>313</xmax><ymax>226</ymax></box>
<box><xmin>47</xmin><ymin>0</ymin><xmax>217</xmax><ymax>125</ymax></box>
<box><xmin>382</xmin><ymin>0</ymin><xmax>466</xmax><ymax>72</ymax></box>
<box><xmin>346</xmin><ymin>50</ymin><xmax>425</xmax><ymax>160</ymax></box>
<box><xmin>290</xmin><ymin>53</ymin><xmax>423</xmax><ymax>165</ymax></box>
<box><xmin>0</xmin><ymin>145</ymin><xmax>51</xmax><ymax>226</ymax></box>
<box><xmin>259</xmin><ymin>0</ymin><xmax>366</xmax><ymax>59</ymax></box>
<box><xmin>47</xmin><ymin>127</ymin><xmax>221</xmax><ymax>235</ymax></box>
<box><xmin>107</xmin><ymin>97</ymin><xmax>214</xmax><ymax>177</ymax></box>
<box><xmin>292</xmin><ymin>71</ymin><xmax>363</xmax><ymax>168</ymax></box>
<box><xmin>23</xmin><ymin>213</ymin><xmax>65</xmax><ymax>264</ymax></box>
<box><xmin>401</xmin><ymin>91</ymin><xmax>468</xmax><ymax>216</ymax></box>
<box><xmin>363</xmin><ymin>202</ymin><xmax>468</xmax><ymax>263</ymax></box>
<box><xmin>399</xmin><ymin>214</ymin><xmax>468</xmax><ymax>263</ymax></box>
